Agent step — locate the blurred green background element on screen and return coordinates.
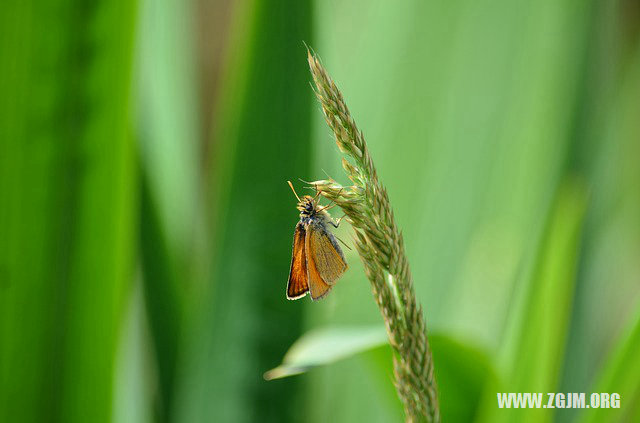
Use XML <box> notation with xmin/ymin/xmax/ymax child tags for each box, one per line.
<box><xmin>1</xmin><ymin>0</ymin><xmax>639</xmax><ymax>422</ymax></box>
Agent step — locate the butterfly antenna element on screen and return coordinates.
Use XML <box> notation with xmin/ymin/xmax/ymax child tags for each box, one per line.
<box><xmin>287</xmin><ymin>181</ymin><xmax>301</xmax><ymax>202</ymax></box>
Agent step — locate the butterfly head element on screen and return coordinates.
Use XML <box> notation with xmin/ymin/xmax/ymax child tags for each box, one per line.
<box><xmin>297</xmin><ymin>195</ymin><xmax>318</xmax><ymax>217</ymax></box>
<box><xmin>288</xmin><ymin>181</ymin><xmax>328</xmax><ymax>219</ymax></box>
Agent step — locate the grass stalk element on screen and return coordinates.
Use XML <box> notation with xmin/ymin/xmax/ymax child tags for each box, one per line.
<box><xmin>307</xmin><ymin>50</ymin><xmax>440</xmax><ymax>423</ymax></box>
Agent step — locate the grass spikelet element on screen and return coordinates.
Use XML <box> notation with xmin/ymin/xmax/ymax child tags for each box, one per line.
<box><xmin>307</xmin><ymin>49</ymin><xmax>440</xmax><ymax>422</ymax></box>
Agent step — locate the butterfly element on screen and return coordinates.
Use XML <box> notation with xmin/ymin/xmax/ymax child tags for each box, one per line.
<box><xmin>286</xmin><ymin>181</ymin><xmax>347</xmax><ymax>300</ymax></box>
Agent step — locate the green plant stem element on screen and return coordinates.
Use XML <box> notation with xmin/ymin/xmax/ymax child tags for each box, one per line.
<box><xmin>307</xmin><ymin>50</ymin><xmax>440</xmax><ymax>423</ymax></box>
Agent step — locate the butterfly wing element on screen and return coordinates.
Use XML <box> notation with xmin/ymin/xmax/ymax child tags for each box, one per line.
<box><xmin>306</xmin><ymin>221</ymin><xmax>347</xmax><ymax>285</ymax></box>
<box><xmin>287</xmin><ymin>222</ymin><xmax>309</xmax><ymax>300</ymax></box>
<box><xmin>306</xmin><ymin>227</ymin><xmax>332</xmax><ymax>300</ymax></box>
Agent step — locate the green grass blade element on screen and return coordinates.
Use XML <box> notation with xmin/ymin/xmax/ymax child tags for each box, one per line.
<box><xmin>561</xmin><ymin>10</ymin><xmax>640</xmax><ymax>413</ymax></box>
<box><xmin>476</xmin><ymin>179</ymin><xmax>588</xmax><ymax>422</ymax></box>
<box><xmin>581</xmin><ymin>305</ymin><xmax>640</xmax><ymax>422</ymax></box>
<box><xmin>139</xmin><ymin>170</ymin><xmax>183</xmax><ymax>421</ymax></box>
<box><xmin>135</xmin><ymin>0</ymin><xmax>200</xmax><ymax>254</ymax></box>
<box><xmin>0</xmin><ymin>1</ymin><xmax>138</xmax><ymax>422</ymax></box>
<box><xmin>430</xmin><ymin>334</ymin><xmax>496</xmax><ymax>423</ymax></box>
<box><xmin>173</xmin><ymin>0</ymin><xmax>314</xmax><ymax>422</ymax></box>
<box><xmin>264</xmin><ymin>326</ymin><xmax>387</xmax><ymax>380</ymax></box>
<box><xmin>133</xmin><ymin>0</ymin><xmax>202</xmax><ymax>419</ymax></box>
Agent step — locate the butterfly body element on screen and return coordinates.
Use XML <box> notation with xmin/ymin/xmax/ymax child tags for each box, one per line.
<box><xmin>287</xmin><ymin>188</ymin><xmax>347</xmax><ymax>301</ymax></box>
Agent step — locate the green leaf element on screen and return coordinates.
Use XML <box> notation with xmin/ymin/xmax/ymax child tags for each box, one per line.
<box><xmin>0</xmin><ymin>1</ymin><xmax>138</xmax><ymax>422</ymax></box>
<box><xmin>135</xmin><ymin>0</ymin><xmax>199</xmax><ymax>253</ymax></box>
<box><xmin>139</xmin><ymin>170</ymin><xmax>183</xmax><ymax>421</ymax></box>
<box><xmin>171</xmin><ymin>1</ymin><xmax>314</xmax><ymax>422</ymax></box>
<box><xmin>562</xmin><ymin>20</ymin><xmax>640</xmax><ymax>417</ymax></box>
<box><xmin>476</xmin><ymin>178</ymin><xmax>588</xmax><ymax>423</ymax></box>
<box><xmin>266</xmin><ymin>327</ymin><xmax>497</xmax><ymax>423</ymax></box>
<box><xmin>580</xmin><ymin>306</ymin><xmax>640</xmax><ymax>423</ymax></box>
<box><xmin>264</xmin><ymin>326</ymin><xmax>388</xmax><ymax>380</ymax></box>
<box><xmin>431</xmin><ymin>334</ymin><xmax>497</xmax><ymax>423</ymax></box>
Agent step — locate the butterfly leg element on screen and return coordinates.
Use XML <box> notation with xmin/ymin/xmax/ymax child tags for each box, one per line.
<box><xmin>316</xmin><ymin>187</ymin><xmax>344</xmax><ymax>213</ymax></box>
<box><xmin>329</xmin><ymin>214</ymin><xmax>346</xmax><ymax>228</ymax></box>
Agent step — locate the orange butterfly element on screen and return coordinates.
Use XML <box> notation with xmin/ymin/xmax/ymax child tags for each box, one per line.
<box><xmin>286</xmin><ymin>181</ymin><xmax>347</xmax><ymax>300</ymax></box>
